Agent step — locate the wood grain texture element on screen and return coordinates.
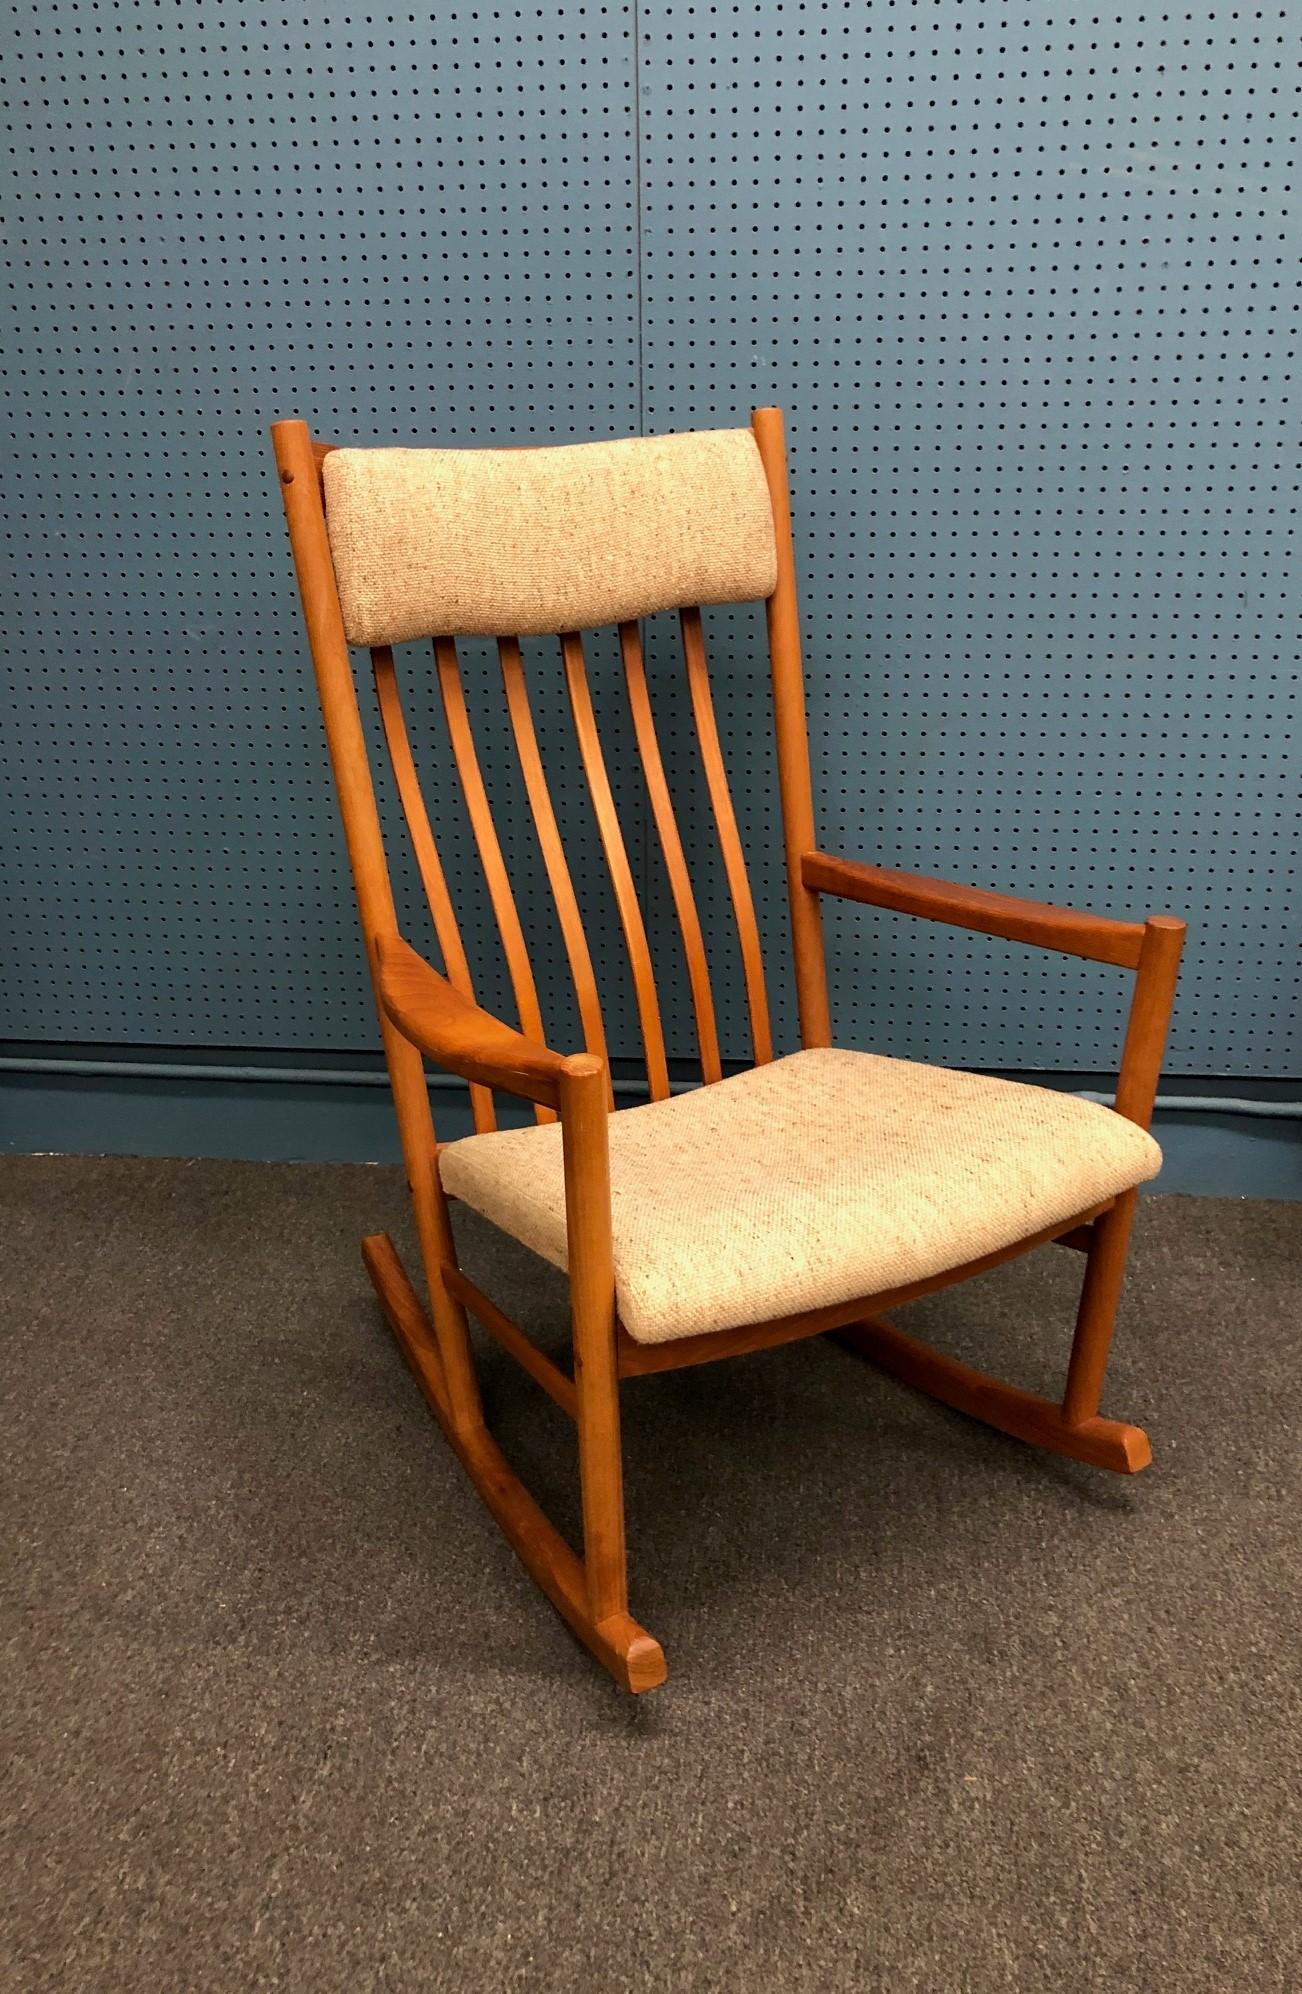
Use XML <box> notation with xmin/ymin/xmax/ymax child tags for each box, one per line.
<box><xmin>752</xmin><ymin>406</ymin><xmax>832</xmax><ymax>1047</ymax></box>
<box><xmin>1115</xmin><ymin>916</ymin><xmax>1187</xmax><ymax>1126</ymax></box>
<box><xmin>562</xmin><ymin>630</ymin><xmax>671</xmax><ymax>1101</ymax></box>
<box><xmin>372</xmin><ymin>645</ymin><xmax>495</xmax><ymax>1133</ymax></box>
<box><xmin>1060</xmin><ymin>1190</ymin><xmax>1141</xmax><ymax>1428</ymax></box>
<box><xmin>375</xmin><ymin>930</ymin><xmax>565</xmax><ymax>1109</ymax></box>
<box><xmin>834</xmin><ymin>1313</ymin><xmax>1152</xmax><ymax>1474</ymax></box>
<box><xmin>498</xmin><ymin>636</ymin><xmax>611</xmax><ymax>1102</ymax></box>
<box><xmin>435</xmin><ymin>635</ymin><xmax>554</xmax><ymax>1122</ymax></box>
<box><xmin>276</xmin><ymin>406</ymin><xmax>1185</xmax><ymax>1696</ymax></box>
<box><xmin>802</xmin><ymin>850</ymin><xmax>1148</xmax><ymax>969</ymax></box>
<box><xmin>272</xmin><ymin>418</ymin><xmax>484</xmax><ymax>1438</ymax></box>
<box><xmin>441</xmin><ymin>1259</ymin><xmax>578</xmax><ymax>1420</ymax></box>
<box><xmin>560</xmin><ymin>1053</ymin><xmax>628</xmax><ymax>1623</ymax></box>
<box><xmin>680</xmin><ymin>607</ymin><xmax>774</xmax><ymax>1064</ymax></box>
<box><xmin>620</xmin><ymin>620</ymin><xmax>723</xmax><ymax>1083</ymax></box>
<box><xmin>362</xmin><ymin>1233</ymin><xmax>665</xmax><ymax>1692</ymax></box>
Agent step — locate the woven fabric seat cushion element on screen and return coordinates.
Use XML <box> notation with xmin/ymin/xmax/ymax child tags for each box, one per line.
<box><xmin>322</xmin><ymin>428</ymin><xmax>777</xmax><ymax>645</ymax></box>
<box><xmin>439</xmin><ymin>1049</ymin><xmax>1162</xmax><ymax>1345</ymax></box>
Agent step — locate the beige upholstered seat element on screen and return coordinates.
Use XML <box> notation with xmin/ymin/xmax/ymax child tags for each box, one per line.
<box><xmin>440</xmin><ymin>1049</ymin><xmax>1162</xmax><ymax>1345</ymax></box>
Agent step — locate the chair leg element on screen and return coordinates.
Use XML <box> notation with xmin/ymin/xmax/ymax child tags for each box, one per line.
<box><xmin>361</xmin><ymin>1232</ymin><xmax>666</xmax><ymax>1692</ymax></box>
<box><xmin>1061</xmin><ymin>1189</ymin><xmax>1138</xmax><ymax>1428</ymax></box>
<box><xmin>833</xmin><ymin>1196</ymin><xmax>1152</xmax><ymax>1474</ymax></box>
<box><xmin>381</xmin><ymin>1020</ymin><xmax>484</xmax><ymax>1437</ymax></box>
<box><xmin>559</xmin><ymin>1054</ymin><xmax>631</xmax><ymax>1627</ymax></box>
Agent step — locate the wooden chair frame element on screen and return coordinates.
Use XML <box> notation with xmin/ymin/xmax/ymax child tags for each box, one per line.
<box><xmin>271</xmin><ymin>408</ymin><xmax>1185</xmax><ymax>1693</ymax></box>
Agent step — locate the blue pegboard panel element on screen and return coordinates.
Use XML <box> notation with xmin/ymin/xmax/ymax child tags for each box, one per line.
<box><xmin>638</xmin><ymin>1</ymin><xmax>1300</xmax><ymax>1075</ymax></box>
<box><xmin>0</xmin><ymin>2</ymin><xmax>1297</xmax><ymax>1077</ymax></box>
<box><xmin>0</xmin><ymin>3</ymin><xmax>642</xmax><ymax>1051</ymax></box>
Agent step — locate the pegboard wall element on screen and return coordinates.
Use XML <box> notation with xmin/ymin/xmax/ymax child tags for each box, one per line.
<box><xmin>1</xmin><ymin>3</ymin><xmax>1297</xmax><ymax>1078</ymax></box>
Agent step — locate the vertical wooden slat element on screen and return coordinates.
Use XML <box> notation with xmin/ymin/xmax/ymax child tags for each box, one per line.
<box><xmin>1061</xmin><ymin>912</ymin><xmax>1186</xmax><ymax>1429</ymax></box>
<box><xmin>619</xmin><ymin>621</ymin><xmax>723</xmax><ymax>1084</ymax></box>
<box><xmin>498</xmin><ymin>636</ymin><xmax>612</xmax><ymax>1105</ymax></box>
<box><xmin>372</xmin><ymin>646</ymin><xmax>495</xmax><ymax>1133</ymax></box>
<box><xmin>679</xmin><ymin>607</ymin><xmax>774</xmax><ymax>1065</ymax></box>
<box><xmin>751</xmin><ymin>405</ymin><xmax>833</xmax><ymax>1047</ymax></box>
<box><xmin>561</xmin><ymin>630</ymin><xmax>671</xmax><ymax>1103</ymax></box>
<box><xmin>434</xmin><ymin>635</ymin><xmax>555</xmax><ymax>1125</ymax></box>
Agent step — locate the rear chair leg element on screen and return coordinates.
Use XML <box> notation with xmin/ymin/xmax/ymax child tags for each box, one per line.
<box><xmin>1061</xmin><ymin>1189</ymin><xmax>1138</xmax><ymax>1429</ymax></box>
<box><xmin>832</xmin><ymin>1198</ymin><xmax>1152</xmax><ymax>1474</ymax></box>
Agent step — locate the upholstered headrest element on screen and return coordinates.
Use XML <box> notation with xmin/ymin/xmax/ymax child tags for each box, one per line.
<box><xmin>322</xmin><ymin>428</ymin><xmax>778</xmax><ymax>645</ymax></box>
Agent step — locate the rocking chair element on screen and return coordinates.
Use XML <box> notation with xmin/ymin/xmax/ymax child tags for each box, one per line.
<box><xmin>272</xmin><ymin>409</ymin><xmax>1184</xmax><ymax>1692</ymax></box>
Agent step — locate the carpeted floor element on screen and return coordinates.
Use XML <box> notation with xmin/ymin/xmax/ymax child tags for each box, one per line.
<box><xmin>2</xmin><ymin>1155</ymin><xmax>1299</xmax><ymax>1992</ymax></box>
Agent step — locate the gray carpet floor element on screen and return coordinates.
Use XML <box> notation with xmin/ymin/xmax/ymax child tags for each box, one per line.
<box><xmin>2</xmin><ymin>1155</ymin><xmax>1299</xmax><ymax>1992</ymax></box>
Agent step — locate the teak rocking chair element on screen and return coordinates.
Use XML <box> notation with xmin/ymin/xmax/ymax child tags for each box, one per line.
<box><xmin>272</xmin><ymin>409</ymin><xmax>1184</xmax><ymax>1693</ymax></box>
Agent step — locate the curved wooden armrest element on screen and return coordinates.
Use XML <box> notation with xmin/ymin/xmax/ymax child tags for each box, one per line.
<box><xmin>375</xmin><ymin>932</ymin><xmax>569</xmax><ymax>1109</ymax></box>
<box><xmin>801</xmin><ymin>850</ymin><xmax>1157</xmax><ymax>969</ymax></box>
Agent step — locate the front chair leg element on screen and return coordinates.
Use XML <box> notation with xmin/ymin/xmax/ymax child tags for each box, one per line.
<box><xmin>560</xmin><ymin>1057</ymin><xmax>666</xmax><ymax>1689</ymax></box>
<box><xmin>560</xmin><ymin>1055</ymin><xmax>632</xmax><ymax>1627</ymax></box>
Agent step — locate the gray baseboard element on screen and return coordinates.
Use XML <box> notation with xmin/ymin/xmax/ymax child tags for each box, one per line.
<box><xmin>2</xmin><ymin>1054</ymin><xmax>1298</xmax><ymax>1198</ymax></box>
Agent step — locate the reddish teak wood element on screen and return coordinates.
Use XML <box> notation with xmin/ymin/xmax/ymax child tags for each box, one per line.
<box><xmin>435</xmin><ymin>636</ymin><xmax>554</xmax><ymax>1123</ymax></box>
<box><xmin>620</xmin><ymin>620</ymin><xmax>723</xmax><ymax>1083</ymax></box>
<box><xmin>498</xmin><ymin>636</ymin><xmax>612</xmax><ymax>1100</ymax></box>
<box><xmin>372</xmin><ymin>646</ymin><xmax>496</xmax><ymax>1133</ymax></box>
<box><xmin>680</xmin><ymin>607</ymin><xmax>773</xmax><ymax>1064</ymax></box>
<box><xmin>375</xmin><ymin>931</ymin><xmax>565</xmax><ymax>1110</ymax></box>
<box><xmin>562</xmin><ymin>630</ymin><xmax>671</xmax><ymax>1103</ymax></box>
<box><xmin>801</xmin><ymin>850</ymin><xmax>1147</xmax><ymax>969</ymax></box>
<box><xmin>272</xmin><ymin>407</ymin><xmax>1186</xmax><ymax>1695</ymax></box>
<box><xmin>442</xmin><ymin>1259</ymin><xmax>578</xmax><ymax>1421</ymax></box>
<box><xmin>363</xmin><ymin>1234</ymin><xmax>664</xmax><ymax>1691</ymax></box>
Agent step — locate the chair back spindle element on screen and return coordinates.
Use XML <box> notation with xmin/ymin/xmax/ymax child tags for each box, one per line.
<box><xmin>618</xmin><ymin>620</ymin><xmax>723</xmax><ymax>1083</ymax></box>
<box><xmin>498</xmin><ymin>635</ymin><xmax>613</xmax><ymax>1104</ymax></box>
<box><xmin>303</xmin><ymin>416</ymin><xmax>805</xmax><ymax>1119</ymax></box>
<box><xmin>434</xmin><ymin>635</ymin><xmax>555</xmax><ymax>1124</ymax></box>
<box><xmin>562</xmin><ymin>630</ymin><xmax>671</xmax><ymax>1103</ymax></box>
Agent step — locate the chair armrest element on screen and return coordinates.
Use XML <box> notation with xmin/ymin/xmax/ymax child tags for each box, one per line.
<box><xmin>801</xmin><ymin>850</ymin><xmax>1151</xmax><ymax>969</ymax></box>
<box><xmin>375</xmin><ymin>932</ymin><xmax>570</xmax><ymax>1109</ymax></box>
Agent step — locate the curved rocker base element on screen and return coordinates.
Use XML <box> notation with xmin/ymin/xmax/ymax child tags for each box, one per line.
<box><xmin>833</xmin><ymin>1314</ymin><xmax>1152</xmax><ymax>1474</ymax></box>
<box><xmin>361</xmin><ymin>1233</ymin><xmax>667</xmax><ymax>1694</ymax></box>
<box><xmin>356</xmin><ymin>1232</ymin><xmax>1148</xmax><ymax>1693</ymax></box>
